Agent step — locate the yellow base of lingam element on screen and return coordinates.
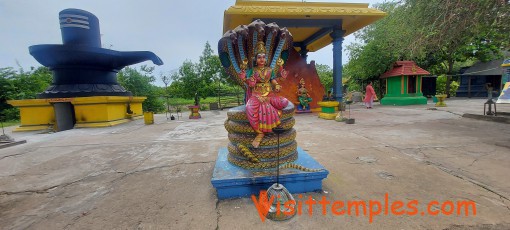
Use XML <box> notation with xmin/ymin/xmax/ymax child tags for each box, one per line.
<box><xmin>7</xmin><ymin>96</ymin><xmax>145</xmax><ymax>131</ymax></box>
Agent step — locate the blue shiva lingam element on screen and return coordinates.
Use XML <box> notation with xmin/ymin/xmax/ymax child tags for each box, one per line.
<box><xmin>29</xmin><ymin>8</ymin><xmax>163</xmax><ymax>98</ymax></box>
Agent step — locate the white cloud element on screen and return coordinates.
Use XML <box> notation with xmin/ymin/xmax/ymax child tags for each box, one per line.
<box><xmin>0</xmin><ymin>0</ymin><xmax>381</xmax><ymax>75</ymax></box>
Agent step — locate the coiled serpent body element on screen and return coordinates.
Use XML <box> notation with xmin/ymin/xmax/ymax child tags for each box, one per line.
<box><xmin>225</xmin><ymin>103</ymin><xmax>321</xmax><ymax>172</ymax></box>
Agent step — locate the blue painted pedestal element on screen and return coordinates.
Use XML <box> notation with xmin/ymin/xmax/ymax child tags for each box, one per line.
<box><xmin>211</xmin><ymin>147</ymin><xmax>329</xmax><ymax>199</ymax></box>
<box><xmin>296</xmin><ymin>104</ymin><xmax>312</xmax><ymax>113</ymax></box>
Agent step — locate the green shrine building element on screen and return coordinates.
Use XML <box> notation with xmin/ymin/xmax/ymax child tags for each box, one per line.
<box><xmin>380</xmin><ymin>61</ymin><xmax>430</xmax><ymax>106</ymax></box>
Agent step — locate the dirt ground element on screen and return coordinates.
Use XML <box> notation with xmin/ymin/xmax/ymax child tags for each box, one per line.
<box><xmin>1</xmin><ymin>98</ymin><xmax>509</xmax><ymax>229</ymax></box>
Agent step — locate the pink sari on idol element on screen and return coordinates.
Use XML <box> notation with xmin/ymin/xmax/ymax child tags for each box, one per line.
<box><xmin>244</xmin><ymin>67</ymin><xmax>289</xmax><ymax>133</ymax></box>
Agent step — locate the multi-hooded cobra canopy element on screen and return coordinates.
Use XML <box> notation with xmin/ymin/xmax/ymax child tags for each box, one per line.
<box><xmin>223</xmin><ymin>0</ymin><xmax>386</xmax><ymax>52</ymax></box>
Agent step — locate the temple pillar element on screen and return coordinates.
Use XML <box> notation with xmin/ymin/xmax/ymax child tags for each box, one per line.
<box><xmin>330</xmin><ymin>27</ymin><xmax>345</xmax><ymax>102</ymax></box>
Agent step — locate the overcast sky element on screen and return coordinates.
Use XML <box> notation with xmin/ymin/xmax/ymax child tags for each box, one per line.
<box><xmin>0</xmin><ymin>0</ymin><xmax>381</xmax><ymax>84</ymax></box>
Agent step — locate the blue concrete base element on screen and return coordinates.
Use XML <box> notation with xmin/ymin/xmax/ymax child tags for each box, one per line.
<box><xmin>296</xmin><ymin>104</ymin><xmax>311</xmax><ymax>112</ymax></box>
<box><xmin>295</xmin><ymin>109</ymin><xmax>312</xmax><ymax>114</ymax></box>
<box><xmin>211</xmin><ymin>147</ymin><xmax>329</xmax><ymax>199</ymax></box>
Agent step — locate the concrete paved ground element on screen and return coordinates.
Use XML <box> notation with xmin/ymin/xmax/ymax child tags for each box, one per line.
<box><xmin>1</xmin><ymin>98</ymin><xmax>509</xmax><ymax>229</ymax></box>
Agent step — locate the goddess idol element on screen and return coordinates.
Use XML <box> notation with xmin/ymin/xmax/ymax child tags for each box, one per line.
<box><xmin>218</xmin><ymin>20</ymin><xmax>298</xmax><ymax>169</ymax></box>
<box><xmin>239</xmin><ymin>41</ymin><xmax>289</xmax><ymax>148</ymax></box>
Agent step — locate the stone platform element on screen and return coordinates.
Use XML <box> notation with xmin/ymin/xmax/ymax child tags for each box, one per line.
<box><xmin>7</xmin><ymin>96</ymin><xmax>145</xmax><ymax>131</ymax></box>
<box><xmin>211</xmin><ymin>147</ymin><xmax>328</xmax><ymax>199</ymax></box>
<box><xmin>380</xmin><ymin>96</ymin><xmax>427</xmax><ymax>106</ymax></box>
<box><xmin>3</xmin><ymin>99</ymin><xmax>510</xmax><ymax>229</ymax></box>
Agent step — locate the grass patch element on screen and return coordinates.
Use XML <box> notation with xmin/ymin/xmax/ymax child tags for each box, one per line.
<box><xmin>1</xmin><ymin>120</ymin><xmax>19</xmax><ymax>127</ymax></box>
<box><xmin>167</xmin><ymin>96</ymin><xmax>240</xmax><ymax>105</ymax></box>
<box><xmin>164</xmin><ymin>96</ymin><xmax>244</xmax><ymax>112</ymax></box>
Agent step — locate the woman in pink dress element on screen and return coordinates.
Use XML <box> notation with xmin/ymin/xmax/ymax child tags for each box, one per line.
<box><xmin>363</xmin><ymin>81</ymin><xmax>376</xmax><ymax>109</ymax></box>
<box><xmin>239</xmin><ymin>41</ymin><xmax>289</xmax><ymax>148</ymax></box>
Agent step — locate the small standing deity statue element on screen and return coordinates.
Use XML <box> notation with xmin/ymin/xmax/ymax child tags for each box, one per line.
<box><xmin>239</xmin><ymin>41</ymin><xmax>289</xmax><ymax>148</ymax></box>
<box><xmin>296</xmin><ymin>78</ymin><xmax>312</xmax><ymax>112</ymax></box>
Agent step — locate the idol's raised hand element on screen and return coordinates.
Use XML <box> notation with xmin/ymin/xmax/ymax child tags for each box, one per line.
<box><xmin>280</xmin><ymin>69</ymin><xmax>288</xmax><ymax>79</ymax></box>
<box><xmin>239</xmin><ymin>70</ymin><xmax>246</xmax><ymax>81</ymax></box>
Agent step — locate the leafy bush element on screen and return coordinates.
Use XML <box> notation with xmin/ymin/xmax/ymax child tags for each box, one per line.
<box><xmin>316</xmin><ymin>64</ymin><xmax>333</xmax><ymax>93</ymax></box>
<box><xmin>436</xmin><ymin>75</ymin><xmax>460</xmax><ymax>96</ymax></box>
<box><xmin>0</xmin><ymin>107</ymin><xmax>20</xmax><ymax>121</ymax></box>
<box><xmin>200</xmin><ymin>104</ymin><xmax>208</xmax><ymax>111</ymax></box>
<box><xmin>143</xmin><ymin>96</ymin><xmax>165</xmax><ymax>113</ymax></box>
<box><xmin>347</xmin><ymin>83</ymin><xmax>362</xmax><ymax>93</ymax></box>
<box><xmin>0</xmin><ymin>66</ymin><xmax>52</xmax><ymax>121</ymax></box>
<box><xmin>118</xmin><ymin>66</ymin><xmax>165</xmax><ymax>113</ymax></box>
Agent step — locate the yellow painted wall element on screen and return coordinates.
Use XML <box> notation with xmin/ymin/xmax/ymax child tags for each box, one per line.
<box><xmin>129</xmin><ymin>99</ymin><xmax>144</xmax><ymax>116</ymax></box>
<box><xmin>74</xmin><ymin>103</ymin><xmax>109</xmax><ymax>123</ymax></box>
<box><xmin>7</xmin><ymin>99</ymin><xmax>55</xmax><ymax>131</ymax></box>
<box><xmin>72</xmin><ymin>96</ymin><xmax>146</xmax><ymax>124</ymax></box>
<box><xmin>20</xmin><ymin>105</ymin><xmax>55</xmax><ymax>125</ymax></box>
<box><xmin>107</xmin><ymin>103</ymin><xmax>127</xmax><ymax>121</ymax></box>
<box><xmin>9</xmin><ymin>96</ymin><xmax>146</xmax><ymax>131</ymax></box>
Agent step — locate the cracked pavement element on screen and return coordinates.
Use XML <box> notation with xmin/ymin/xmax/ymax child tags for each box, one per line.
<box><xmin>1</xmin><ymin>99</ymin><xmax>509</xmax><ymax>229</ymax></box>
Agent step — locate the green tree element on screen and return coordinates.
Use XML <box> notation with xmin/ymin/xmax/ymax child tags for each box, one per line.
<box><xmin>168</xmin><ymin>71</ymin><xmax>185</xmax><ymax>98</ymax></box>
<box><xmin>160</xmin><ymin>73</ymin><xmax>171</xmax><ymax>115</ymax></box>
<box><xmin>407</xmin><ymin>0</ymin><xmax>509</xmax><ymax>96</ymax></box>
<box><xmin>315</xmin><ymin>64</ymin><xmax>333</xmax><ymax>93</ymax></box>
<box><xmin>0</xmin><ymin>69</ymin><xmax>14</xmax><ymax>121</ymax></box>
<box><xmin>0</xmin><ymin>66</ymin><xmax>52</xmax><ymax>121</ymax></box>
<box><xmin>199</xmin><ymin>42</ymin><xmax>233</xmax><ymax>105</ymax></box>
<box><xmin>118</xmin><ymin>65</ymin><xmax>165</xmax><ymax>112</ymax></box>
<box><xmin>436</xmin><ymin>75</ymin><xmax>460</xmax><ymax>96</ymax></box>
<box><xmin>2</xmin><ymin>66</ymin><xmax>52</xmax><ymax>100</ymax></box>
<box><xmin>344</xmin><ymin>2</ymin><xmax>411</xmax><ymax>92</ymax></box>
<box><xmin>172</xmin><ymin>60</ymin><xmax>201</xmax><ymax>99</ymax></box>
<box><xmin>345</xmin><ymin>0</ymin><xmax>510</xmax><ymax>96</ymax></box>
<box><xmin>171</xmin><ymin>42</ymin><xmax>228</xmax><ymax>103</ymax></box>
